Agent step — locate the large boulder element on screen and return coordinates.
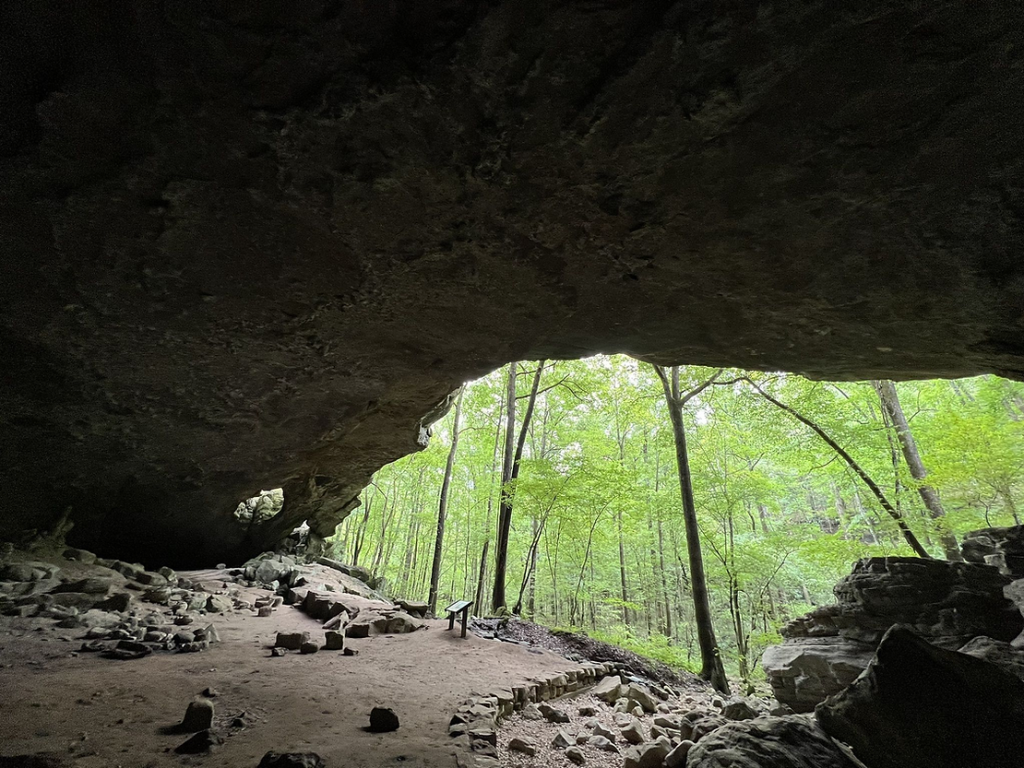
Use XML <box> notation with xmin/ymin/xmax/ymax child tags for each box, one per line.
<box><xmin>243</xmin><ymin>553</ymin><xmax>297</xmax><ymax>587</ymax></box>
<box><xmin>761</xmin><ymin>637</ymin><xmax>875</xmax><ymax>714</ymax></box>
<box><xmin>687</xmin><ymin>715</ymin><xmax>859</xmax><ymax>768</ymax></box>
<box><xmin>816</xmin><ymin>626</ymin><xmax>1024</xmax><ymax>768</ymax></box>
<box><xmin>763</xmin><ymin>556</ymin><xmax>1022</xmax><ymax>710</ymax></box>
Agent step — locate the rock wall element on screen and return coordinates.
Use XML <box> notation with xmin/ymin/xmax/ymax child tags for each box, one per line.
<box><xmin>2</xmin><ymin>2</ymin><xmax>1024</xmax><ymax>564</ymax></box>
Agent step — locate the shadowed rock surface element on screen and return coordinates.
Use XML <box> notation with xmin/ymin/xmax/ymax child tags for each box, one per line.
<box><xmin>686</xmin><ymin>715</ymin><xmax>859</xmax><ymax>768</ymax></box>
<box><xmin>763</xmin><ymin>556</ymin><xmax>1022</xmax><ymax>711</ymax></box>
<box><xmin>816</xmin><ymin>626</ymin><xmax>1024</xmax><ymax>768</ymax></box>
<box><xmin>962</xmin><ymin>525</ymin><xmax>1024</xmax><ymax>577</ymax></box>
<box><xmin>1</xmin><ymin>1</ymin><xmax>1023</xmax><ymax>564</ymax></box>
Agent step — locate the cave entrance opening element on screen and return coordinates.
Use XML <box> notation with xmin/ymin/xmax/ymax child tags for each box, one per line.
<box><xmin>326</xmin><ymin>355</ymin><xmax>1024</xmax><ymax>690</ymax></box>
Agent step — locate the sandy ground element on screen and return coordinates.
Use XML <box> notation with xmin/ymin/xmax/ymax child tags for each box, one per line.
<box><xmin>0</xmin><ymin>577</ymin><xmax>590</xmax><ymax>768</ymax></box>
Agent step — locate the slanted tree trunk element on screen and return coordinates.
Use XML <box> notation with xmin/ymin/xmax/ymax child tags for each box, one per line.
<box><xmin>492</xmin><ymin>361</ymin><xmax>545</xmax><ymax>611</ymax></box>
<box><xmin>428</xmin><ymin>388</ymin><xmax>464</xmax><ymax>615</ymax></box>
<box><xmin>652</xmin><ymin>364</ymin><xmax>730</xmax><ymax>694</ymax></box>
<box><xmin>741</xmin><ymin>377</ymin><xmax>931</xmax><ymax>559</ymax></box>
<box><xmin>872</xmin><ymin>380</ymin><xmax>961</xmax><ymax>561</ymax></box>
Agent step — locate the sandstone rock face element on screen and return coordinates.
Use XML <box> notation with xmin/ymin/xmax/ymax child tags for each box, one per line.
<box><xmin>687</xmin><ymin>715</ymin><xmax>859</xmax><ymax>768</ymax></box>
<box><xmin>962</xmin><ymin>525</ymin><xmax>1024</xmax><ymax>577</ymax></box>
<box><xmin>763</xmin><ymin>556</ymin><xmax>1022</xmax><ymax>711</ymax></box>
<box><xmin>1006</xmin><ymin>578</ymin><xmax>1024</xmax><ymax>647</ymax></box>
<box><xmin>816</xmin><ymin>626</ymin><xmax>1024</xmax><ymax>768</ymax></box>
<box><xmin>2</xmin><ymin>3</ymin><xmax>1023</xmax><ymax>564</ymax></box>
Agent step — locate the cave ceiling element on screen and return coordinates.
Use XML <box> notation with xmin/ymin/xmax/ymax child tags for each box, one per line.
<box><xmin>0</xmin><ymin>1</ymin><xmax>1022</xmax><ymax>565</ymax></box>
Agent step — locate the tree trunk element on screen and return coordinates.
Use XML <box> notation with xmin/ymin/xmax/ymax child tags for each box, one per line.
<box><xmin>492</xmin><ymin>361</ymin><xmax>545</xmax><ymax>611</ymax></box>
<box><xmin>617</xmin><ymin>509</ymin><xmax>630</xmax><ymax>626</ymax></box>
<box><xmin>872</xmin><ymin>379</ymin><xmax>960</xmax><ymax>560</ymax></box>
<box><xmin>653</xmin><ymin>364</ymin><xmax>730</xmax><ymax>694</ymax></box>
<box><xmin>428</xmin><ymin>388</ymin><xmax>464</xmax><ymax>615</ymax></box>
<box><xmin>491</xmin><ymin>363</ymin><xmax>518</xmax><ymax>611</ymax></box>
<box><xmin>474</xmin><ymin>538</ymin><xmax>489</xmax><ymax>616</ymax></box>
<box><xmin>657</xmin><ymin>518</ymin><xmax>673</xmax><ymax>640</ymax></box>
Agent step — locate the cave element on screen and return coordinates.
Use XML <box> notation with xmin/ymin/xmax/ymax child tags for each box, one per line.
<box><xmin>2</xmin><ymin>3</ymin><xmax>1024</xmax><ymax>766</ymax></box>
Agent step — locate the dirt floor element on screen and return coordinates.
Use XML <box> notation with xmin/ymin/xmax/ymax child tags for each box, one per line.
<box><xmin>0</xmin><ymin>574</ymin><xmax>600</xmax><ymax>768</ymax></box>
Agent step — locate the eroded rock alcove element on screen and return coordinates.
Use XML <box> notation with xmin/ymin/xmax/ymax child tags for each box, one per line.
<box><xmin>1</xmin><ymin>1</ymin><xmax>1022</xmax><ymax>565</ymax></box>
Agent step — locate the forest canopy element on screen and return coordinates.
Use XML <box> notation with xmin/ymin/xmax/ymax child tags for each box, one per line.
<box><xmin>328</xmin><ymin>356</ymin><xmax>1024</xmax><ymax>687</ymax></box>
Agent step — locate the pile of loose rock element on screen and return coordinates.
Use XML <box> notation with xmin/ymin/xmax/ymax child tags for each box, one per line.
<box><xmin>449</xmin><ymin>663</ymin><xmax>620</xmax><ymax>768</ymax></box>
<box><xmin>445</xmin><ymin>662</ymin><xmax>761</xmax><ymax>768</ymax></box>
<box><xmin>228</xmin><ymin>552</ymin><xmax>426</xmax><ymax>641</ymax></box>
<box><xmin>477</xmin><ymin>668</ymin><xmax>777</xmax><ymax>768</ymax></box>
<box><xmin>0</xmin><ymin>547</ymin><xmax>236</xmax><ymax>659</ymax></box>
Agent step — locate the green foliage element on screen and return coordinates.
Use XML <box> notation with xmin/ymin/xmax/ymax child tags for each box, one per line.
<box><xmin>328</xmin><ymin>359</ymin><xmax>1024</xmax><ymax>680</ymax></box>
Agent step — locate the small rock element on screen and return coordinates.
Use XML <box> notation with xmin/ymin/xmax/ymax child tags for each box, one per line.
<box><xmin>587</xmin><ymin>735</ymin><xmax>619</xmax><ymax>753</ymax></box>
<box><xmin>626</xmin><ymin>683</ymin><xmax>658</xmax><ymax>713</ymax></box>
<box><xmin>538</xmin><ymin>703</ymin><xmax>570</xmax><ymax>723</ymax></box>
<box><xmin>468</xmin><ymin>727</ymin><xmax>497</xmax><ymax>746</ymax></box>
<box><xmin>593</xmin><ymin>675</ymin><xmax>624</xmax><ymax>703</ymax></box>
<box><xmin>521</xmin><ymin>703</ymin><xmax>544</xmax><ymax>720</ymax></box>
<box><xmin>593</xmin><ymin>723</ymin><xmax>616</xmax><ymax>741</ymax></box>
<box><xmin>257</xmin><ymin>753</ymin><xmax>325</xmax><ymax>768</ymax></box>
<box><xmin>665</xmin><ymin>739</ymin><xmax>694</xmax><ymax>768</ymax></box>
<box><xmin>368</xmin><ymin>707</ymin><xmax>399</xmax><ymax>732</ymax></box>
<box><xmin>623</xmin><ymin>740</ymin><xmax>671</xmax><ymax>768</ymax></box>
<box><xmin>621</xmin><ymin>719</ymin><xmax>645</xmax><ymax>745</ymax></box>
<box><xmin>202</xmin><ymin>687</ymin><xmax>218</xmax><ymax>698</ymax></box>
<box><xmin>342</xmin><ymin>647</ymin><xmax>357</xmax><ymax>656</ymax></box>
<box><xmin>470</xmin><ymin>739</ymin><xmax>498</xmax><ymax>757</ymax></box>
<box><xmin>323</xmin><ymin>631</ymin><xmax>344</xmax><ymax>651</ymax></box>
<box><xmin>721</xmin><ymin>698</ymin><xmax>759</xmax><ymax>721</ymax></box>
<box><xmin>174</xmin><ymin>729</ymin><xmax>222</xmax><ymax>754</ymax></box>
<box><xmin>565</xmin><ymin>746</ymin><xmax>586</xmax><ymax>765</ymax></box>
<box><xmin>271</xmin><ymin>647</ymin><xmax>286</xmax><ymax>657</ymax></box>
<box><xmin>258</xmin><ymin>606</ymin><xmax>273</xmax><ymax>617</ymax></box>
<box><xmin>508</xmin><ymin>737</ymin><xmax>536</xmax><ymax>756</ymax></box>
<box><xmin>206</xmin><ymin>595</ymin><xmax>232</xmax><ymax>613</ymax></box>
<box><xmin>578</xmin><ymin>705</ymin><xmax>597</xmax><ymax>716</ymax></box>
<box><xmin>274</xmin><ymin>632</ymin><xmax>310</xmax><ymax>650</ymax></box>
<box><xmin>299</xmin><ymin>641</ymin><xmax>319</xmax><ymax>654</ymax></box>
<box><xmin>181</xmin><ymin>698</ymin><xmax>214</xmax><ymax>732</ymax></box>
<box><xmin>552</xmin><ymin>729</ymin><xmax>574</xmax><ymax>748</ymax></box>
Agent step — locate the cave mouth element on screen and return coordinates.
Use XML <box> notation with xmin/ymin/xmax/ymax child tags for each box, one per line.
<box><xmin>323</xmin><ymin>355</ymin><xmax>1024</xmax><ymax>648</ymax></box>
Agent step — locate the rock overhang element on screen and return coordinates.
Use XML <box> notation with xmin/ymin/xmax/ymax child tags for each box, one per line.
<box><xmin>0</xmin><ymin>0</ymin><xmax>1022</xmax><ymax>565</ymax></box>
